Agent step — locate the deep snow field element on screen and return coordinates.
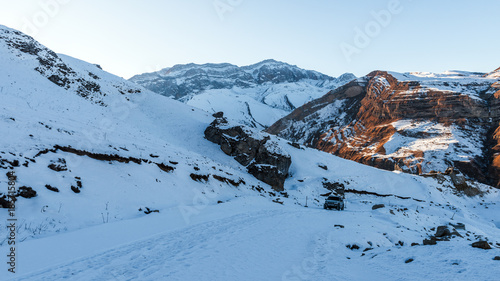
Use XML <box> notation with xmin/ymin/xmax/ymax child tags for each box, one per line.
<box><xmin>0</xmin><ymin>24</ymin><xmax>499</xmax><ymax>281</ymax></box>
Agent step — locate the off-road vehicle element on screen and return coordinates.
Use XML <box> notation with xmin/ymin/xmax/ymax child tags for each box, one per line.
<box><xmin>323</xmin><ymin>195</ymin><xmax>344</xmax><ymax>210</ymax></box>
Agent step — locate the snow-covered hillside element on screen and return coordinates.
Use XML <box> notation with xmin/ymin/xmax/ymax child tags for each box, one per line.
<box><xmin>0</xmin><ymin>25</ymin><xmax>499</xmax><ymax>281</ymax></box>
<box><xmin>130</xmin><ymin>60</ymin><xmax>356</xmax><ymax>128</ymax></box>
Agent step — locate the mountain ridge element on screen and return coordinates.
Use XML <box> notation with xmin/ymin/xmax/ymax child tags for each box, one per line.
<box><xmin>267</xmin><ymin>68</ymin><xmax>500</xmax><ymax>187</ymax></box>
<box><xmin>129</xmin><ymin>59</ymin><xmax>355</xmax><ymax>129</ymax></box>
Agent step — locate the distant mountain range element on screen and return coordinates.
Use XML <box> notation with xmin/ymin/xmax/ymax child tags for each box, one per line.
<box><xmin>130</xmin><ymin>60</ymin><xmax>355</xmax><ymax>128</ymax></box>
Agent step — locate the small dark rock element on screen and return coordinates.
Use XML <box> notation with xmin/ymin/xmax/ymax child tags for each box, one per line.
<box><xmin>318</xmin><ymin>164</ymin><xmax>328</xmax><ymax>170</ymax></box>
<box><xmin>471</xmin><ymin>241</ymin><xmax>491</xmax><ymax>250</ymax></box>
<box><xmin>493</xmin><ymin>256</ymin><xmax>500</xmax><ymax>261</ymax></box>
<box><xmin>140</xmin><ymin>207</ymin><xmax>159</xmax><ymax>214</ymax></box>
<box><xmin>423</xmin><ymin>238</ymin><xmax>437</xmax><ymax>245</ymax></box>
<box><xmin>435</xmin><ymin>226</ymin><xmax>451</xmax><ymax>238</ymax></box>
<box><xmin>0</xmin><ymin>195</ymin><xmax>12</xmax><ymax>208</ymax></box>
<box><xmin>157</xmin><ymin>163</ymin><xmax>175</xmax><ymax>173</ymax></box>
<box><xmin>347</xmin><ymin>244</ymin><xmax>360</xmax><ymax>250</ymax></box>
<box><xmin>212</xmin><ymin>112</ymin><xmax>224</xmax><ymax>118</ymax></box>
<box><xmin>45</xmin><ymin>185</ymin><xmax>59</xmax><ymax>192</ymax></box>
<box><xmin>334</xmin><ymin>224</ymin><xmax>345</xmax><ymax>228</ymax></box>
<box><xmin>17</xmin><ymin>186</ymin><xmax>37</xmax><ymax>198</ymax></box>
<box><xmin>71</xmin><ymin>186</ymin><xmax>80</xmax><ymax>194</ymax></box>
<box><xmin>287</xmin><ymin>142</ymin><xmax>302</xmax><ymax>149</ymax></box>
<box><xmin>372</xmin><ymin>204</ymin><xmax>385</xmax><ymax>210</ymax></box>
<box><xmin>48</xmin><ymin>158</ymin><xmax>67</xmax><ymax>172</ymax></box>
<box><xmin>411</xmin><ymin>243</ymin><xmax>419</xmax><ymax>246</ymax></box>
<box><xmin>405</xmin><ymin>258</ymin><xmax>414</xmax><ymax>263</ymax></box>
<box><xmin>190</xmin><ymin>173</ymin><xmax>209</xmax><ymax>182</ymax></box>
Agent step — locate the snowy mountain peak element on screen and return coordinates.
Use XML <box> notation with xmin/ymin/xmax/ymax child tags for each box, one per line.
<box><xmin>129</xmin><ymin>60</ymin><xmax>355</xmax><ymax>99</ymax></box>
<box><xmin>129</xmin><ymin>60</ymin><xmax>355</xmax><ymax>129</ymax></box>
<box><xmin>485</xmin><ymin>66</ymin><xmax>500</xmax><ymax>79</ymax></box>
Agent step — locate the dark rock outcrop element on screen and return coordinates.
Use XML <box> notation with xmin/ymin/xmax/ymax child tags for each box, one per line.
<box><xmin>471</xmin><ymin>240</ymin><xmax>492</xmax><ymax>250</ymax></box>
<box><xmin>17</xmin><ymin>186</ymin><xmax>37</xmax><ymax>198</ymax></box>
<box><xmin>48</xmin><ymin>158</ymin><xmax>68</xmax><ymax>172</ymax></box>
<box><xmin>423</xmin><ymin>237</ymin><xmax>437</xmax><ymax>245</ymax></box>
<box><xmin>45</xmin><ymin>185</ymin><xmax>59</xmax><ymax>192</ymax></box>
<box><xmin>205</xmin><ymin>114</ymin><xmax>291</xmax><ymax>191</ymax></box>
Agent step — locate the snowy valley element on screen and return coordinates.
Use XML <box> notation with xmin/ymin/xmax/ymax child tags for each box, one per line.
<box><xmin>0</xmin><ymin>24</ymin><xmax>499</xmax><ymax>281</ymax></box>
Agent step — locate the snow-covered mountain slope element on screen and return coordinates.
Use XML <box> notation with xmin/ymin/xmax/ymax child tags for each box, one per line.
<box><xmin>130</xmin><ymin>60</ymin><xmax>355</xmax><ymax>128</ymax></box>
<box><xmin>0</xmin><ymin>25</ymin><xmax>499</xmax><ymax>280</ymax></box>
<box><xmin>267</xmin><ymin>69</ymin><xmax>500</xmax><ymax>187</ymax></box>
<box><xmin>485</xmin><ymin>67</ymin><xmax>500</xmax><ymax>79</ymax></box>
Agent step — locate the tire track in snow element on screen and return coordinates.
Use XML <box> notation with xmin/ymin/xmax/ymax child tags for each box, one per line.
<box><xmin>14</xmin><ymin>209</ymin><xmax>290</xmax><ymax>281</ymax></box>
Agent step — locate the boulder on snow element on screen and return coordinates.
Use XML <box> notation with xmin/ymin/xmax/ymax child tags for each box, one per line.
<box><xmin>17</xmin><ymin>186</ymin><xmax>37</xmax><ymax>198</ymax></box>
<box><xmin>212</xmin><ymin>111</ymin><xmax>224</xmax><ymax>118</ymax></box>
<box><xmin>372</xmin><ymin>204</ymin><xmax>385</xmax><ymax>210</ymax></box>
<box><xmin>471</xmin><ymin>241</ymin><xmax>491</xmax><ymax>250</ymax></box>
<box><xmin>423</xmin><ymin>237</ymin><xmax>437</xmax><ymax>245</ymax></box>
<box><xmin>204</xmin><ymin>116</ymin><xmax>291</xmax><ymax>191</ymax></box>
<box><xmin>0</xmin><ymin>194</ymin><xmax>12</xmax><ymax>208</ymax></box>
<box><xmin>48</xmin><ymin>158</ymin><xmax>68</xmax><ymax>172</ymax></box>
<box><xmin>435</xmin><ymin>226</ymin><xmax>451</xmax><ymax>238</ymax></box>
<box><xmin>493</xmin><ymin>256</ymin><xmax>500</xmax><ymax>261</ymax></box>
<box><xmin>45</xmin><ymin>184</ymin><xmax>59</xmax><ymax>192</ymax></box>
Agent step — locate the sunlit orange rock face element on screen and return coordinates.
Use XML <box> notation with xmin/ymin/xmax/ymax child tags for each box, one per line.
<box><xmin>488</xmin><ymin>82</ymin><xmax>500</xmax><ymax>187</ymax></box>
<box><xmin>267</xmin><ymin>70</ymin><xmax>500</xmax><ymax>187</ymax></box>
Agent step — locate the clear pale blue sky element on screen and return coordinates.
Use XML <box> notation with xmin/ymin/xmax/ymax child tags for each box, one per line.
<box><xmin>0</xmin><ymin>0</ymin><xmax>498</xmax><ymax>79</ymax></box>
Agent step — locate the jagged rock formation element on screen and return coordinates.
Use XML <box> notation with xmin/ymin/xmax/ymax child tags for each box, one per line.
<box><xmin>267</xmin><ymin>70</ymin><xmax>500</xmax><ymax>187</ymax></box>
<box><xmin>205</xmin><ymin>113</ymin><xmax>291</xmax><ymax>191</ymax></box>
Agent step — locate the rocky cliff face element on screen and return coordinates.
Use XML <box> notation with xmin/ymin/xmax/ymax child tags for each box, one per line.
<box><xmin>267</xmin><ymin>70</ymin><xmax>500</xmax><ymax>187</ymax></box>
<box><xmin>205</xmin><ymin>113</ymin><xmax>291</xmax><ymax>191</ymax></box>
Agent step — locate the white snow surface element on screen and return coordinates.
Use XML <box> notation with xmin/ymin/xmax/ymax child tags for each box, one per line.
<box><xmin>388</xmin><ymin>70</ymin><xmax>498</xmax><ymax>101</ymax></box>
<box><xmin>383</xmin><ymin>120</ymin><xmax>485</xmax><ymax>172</ymax></box>
<box><xmin>0</xmin><ymin>25</ymin><xmax>499</xmax><ymax>281</ymax></box>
